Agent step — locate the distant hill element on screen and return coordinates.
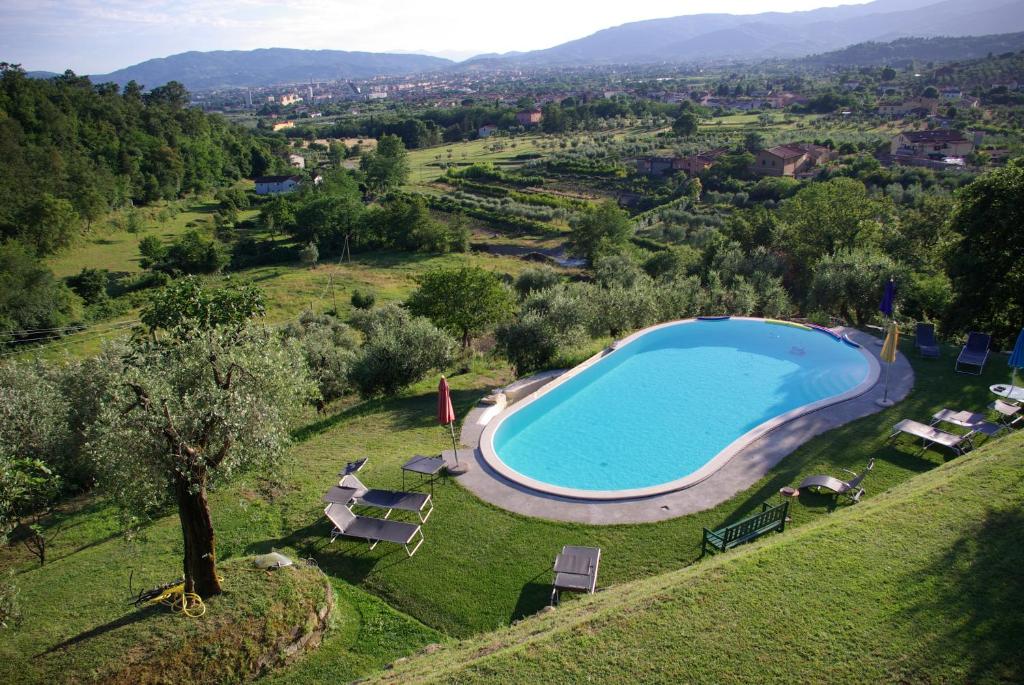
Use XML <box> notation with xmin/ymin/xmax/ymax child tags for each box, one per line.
<box><xmin>806</xmin><ymin>32</ymin><xmax>1024</xmax><ymax>66</ymax></box>
<box><xmin>463</xmin><ymin>0</ymin><xmax>1024</xmax><ymax>67</ymax></box>
<box><xmin>90</xmin><ymin>48</ymin><xmax>454</xmax><ymax>91</ymax></box>
<box><xmin>26</xmin><ymin>71</ymin><xmax>60</xmax><ymax>79</ymax></box>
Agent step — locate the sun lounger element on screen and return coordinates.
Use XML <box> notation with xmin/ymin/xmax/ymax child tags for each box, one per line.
<box><xmin>956</xmin><ymin>332</ymin><xmax>990</xmax><ymax>375</ymax></box>
<box><xmin>339</xmin><ymin>474</ymin><xmax>434</xmax><ymax>523</ymax></box>
<box><xmin>914</xmin><ymin>323</ymin><xmax>940</xmax><ymax>358</ymax></box>
<box><xmin>931</xmin><ymin>409</ymin><xmax>1005</xmax><ymax>442</ymax></box>
<box><xmin>551</xmin><ymin>545</ymin><xmax>600</xmax><ymax>606</ymax></box>
<box><xmin>890</xmin><ymin>419</ymin><xmax>972</xmax><ymax>455</ymax></box>
<box><xmin>930</xmin><ymin>408</ymin><xmax>988</xmax><ymax>429</ymax></box>
<box><xmin>990</xmin><ymin>399</ymin><xmax>1022</xmax><ymax>429</ymax></box>
<box><xmin>324</xmin><ymin>503</ymin><xmax>424</xmax><ymax>557</ymax></box>
<box><xmin>798</xmin><ymin>458</ymin><xmax>874</xmax><ymax>503</ymax></box>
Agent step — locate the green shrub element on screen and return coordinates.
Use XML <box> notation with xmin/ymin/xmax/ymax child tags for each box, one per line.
<box><xmin>350</xmin><ymin>289</ymin><xmax>376</xmax><ymax>310</ymax></box>
<box><xmin>66</xmin><ymin>268</ymin><xmax>109</xmax><ymax>305</ymax></box>
<box><xmin>514</xmin><ymin>267</ymin><xmax>562</xmax><ymax>298</ymax></box>
<box><xmin>349</xmin><ymin>305</ymin><xmax>455</xmax><ymax>398</ymax></box>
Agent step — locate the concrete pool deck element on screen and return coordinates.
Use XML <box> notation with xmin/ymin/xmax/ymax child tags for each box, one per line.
<box><xmin>442</xmin><ymin>327</ymin><xmax>914</xmax><ymax>524</ymax></box>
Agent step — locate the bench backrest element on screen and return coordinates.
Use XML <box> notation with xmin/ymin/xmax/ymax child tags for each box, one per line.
<box><xmin>722</xmin><ymin>502</ymin><xmax>787</xmax><ymax>544</ymax></box>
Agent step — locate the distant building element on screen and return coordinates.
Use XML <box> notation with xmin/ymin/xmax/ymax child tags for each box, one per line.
<box><xmin>271</xmin><ymin>121</ymin><xmax>295</xmax><ymax>132</ymax></box>
<box><xmin>478</xmin><ymin>124</ymin><xmax>498</xmax><ymax>138</ymax></box>
<box><xmin>276</xmin><ymin>93</ymin><xmax>301</xmax><ymax>106</ymax></box>
<box><xmin>675</xmin><ymin>148</ymin><xmax>728</xmax><ymax>175</ymax></box>
<box><xmin>753</xmin><ymin>143</ymin><xmax>836</xmax><ymax>177</ymax></box>
<box><xmin>288</xmin><ymin>154</ymin><xmax>305</xmax><ymax>169</ymax></box>
<box><xmin>253</xmin><ymin>175</ymin><xmax>303</xmax><ymax>195</ymax></box>
<box><xmin>516</xmin><ymin>108</ymin><xmax>543</xmax><ymax>126</ymax></box>
<box><xmin>890</xmin><ymin>129</ymin><xmax>974</xmax><ymax>158</ymax></box>
<box><xmin>877</xmin><ymin>97</ymin><xmax>939</xmax><ymax>117</ymax></box>
<box><xmin>634</xmin><ymin>156</ymin><xmax>677</xmax><ymax>176</ymax></box>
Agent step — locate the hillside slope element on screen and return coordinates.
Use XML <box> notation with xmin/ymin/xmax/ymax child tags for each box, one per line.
<box><xmin>805</xmin><ymin>32</ymin><xmax>1024</xmax><ymax>66</ymax></box>
<box><xmin>371</xmin><ymin>432</ymin><xmax>1024</xmax><ymax>684</ymax></box>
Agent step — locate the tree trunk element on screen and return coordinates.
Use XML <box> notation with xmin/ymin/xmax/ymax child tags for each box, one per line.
<box><xmin>174</xmin><ymin>477</ymin><xmax>222</xmax><ymax>598</ymax></box>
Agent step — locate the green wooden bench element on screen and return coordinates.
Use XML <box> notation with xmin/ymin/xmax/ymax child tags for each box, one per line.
<box><xmin>701</xmin><ymin>501</ymin><xmax>789</xmax><ymax>556</ymax></box>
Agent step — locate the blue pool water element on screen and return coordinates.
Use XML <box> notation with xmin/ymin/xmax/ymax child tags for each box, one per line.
<box><xmin>490</xmin><ymin>319</ymin><xmax>871</xmax><ymax>493</ymax></box>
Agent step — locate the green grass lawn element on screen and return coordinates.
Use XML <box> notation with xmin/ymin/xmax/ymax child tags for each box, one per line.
<box><xmin>371</xmin><ymin>429</ymin><xmax>1024</xmax><ymax>684</ymax></box>
<box><xmin>27</xmin><ymin>230</ymin><xmax>532</xmax><ymax>361</ymax></box>
<box><xmin>405</xmin><ymin>135</ymin><xmax>549</xmax><ymax>189</ymax></box>
<box><xmin>47</xmin><ymin>198</ymin><xmax>254</xmax><ymax>279</ymax></box>
<box><xmin>1</xmin><ymin>334</ymin><xmax>1018</xmax><ymax>685</ymax></box>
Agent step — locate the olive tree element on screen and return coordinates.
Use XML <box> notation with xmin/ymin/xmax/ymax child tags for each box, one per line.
<box><xmin>86</xmin><ymin>325</ymin><xmax>313</xmax><ymax>598</ymax></box>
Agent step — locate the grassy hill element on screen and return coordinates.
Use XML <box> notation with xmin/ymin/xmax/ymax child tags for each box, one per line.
<box><xmin>371</xmin><ymin>431</ymin><xmax>1024</xmax><ymax>684</ymax></box>
<box><xmin>806</xmin><ymin>31</ymin><xmax>1024</xmax><ymax>66</ymax></box>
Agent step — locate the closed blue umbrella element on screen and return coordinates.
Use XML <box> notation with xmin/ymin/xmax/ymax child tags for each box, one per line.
<box><xmin>1009</xmin><ymin>328</ymin><xmax>1024</xmax><ymax>395</ymax></box>
<box><xmin>879</xmin><ymin>278</ymin><xmax>896</xmax><ymax>318</ymax></box>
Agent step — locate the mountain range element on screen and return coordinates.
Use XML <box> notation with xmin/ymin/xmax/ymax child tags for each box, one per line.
<box><xmin>55</xmin><ymin>0</ymin><xmax>1024</xmax><ymax>90</ymax></box>
<box><xmin>89</xmin><ymin>49</ymin><xmax>453</xmax><ymax>91</ymax></box>
<box><xmin>464</xmin><ymin>0</ymin><xmax>1024</xmax><ymax>67</ymax></box>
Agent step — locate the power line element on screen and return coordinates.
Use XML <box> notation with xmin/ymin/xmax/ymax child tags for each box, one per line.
<box><xmin>0</xmin><ymin>319</ymin><xmax>141</xmax><ymax>339</ymax></box>
<box><xmin>0</xmin><ymin>320</ymin><xmax>140</xmax><ymax>343</ymax></box>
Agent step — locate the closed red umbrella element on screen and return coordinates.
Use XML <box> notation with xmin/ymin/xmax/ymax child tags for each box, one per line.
<box><xmin>438</xmin><ymin>376</ymin><xmax>462</xmax><ymax>469</ymax></box>
<box><xmin>438</xmin><ymin>376</ymin><xmax>455</xmax><ymax>426</ymax></box>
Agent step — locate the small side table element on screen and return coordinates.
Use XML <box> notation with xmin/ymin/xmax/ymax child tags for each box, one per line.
<box><xmin>779</xmin><ymin>486</ymin><xmax>799</xmax><ymax>522</ymax></box>
<box><xmin>401</xmin><ymin>455</ymin><xmax>446</xmax><ymax>496</ymax></box>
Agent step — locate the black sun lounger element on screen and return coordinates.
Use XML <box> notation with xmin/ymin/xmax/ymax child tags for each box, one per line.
<box><xmin>551</xmin><ymin>545</ymin><xmax>601</xmax><ymax>606</ymax></box>
<box><xmin>914</xmin><ymin>322</ymin><xmax>940</xmax><ymax>359</ymax></box>
<box><xmin>956</xmin><ymin>332</ymin><xmax>990</xmax><ymax>375</ymax></box>
<box><xmin>324</xmin><ymin>503</ymin><xmax>424</xmax><ymax>557</ymax></box>
<box><xmin>339</xmin><ymin>473</ymin><xmax>434</xmax><ymax>523</ymax></box>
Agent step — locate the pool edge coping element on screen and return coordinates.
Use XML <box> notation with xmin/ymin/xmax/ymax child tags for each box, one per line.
<box><xmin>477</xmin><ymin>317</ymin><xmax>881</xmax><ymax>501</ymax></box>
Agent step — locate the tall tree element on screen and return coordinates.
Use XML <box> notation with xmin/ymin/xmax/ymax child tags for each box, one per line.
<box><xmin>360</xmin><ymin>134</ymin><xmax>410</xmax><ymax>196</ymax></box>
<box><xmin>567</xmin><ymin>201</ymin><xmax>634</xmax><ymax>265</ymax></box>
<box><xmin>773</xmin><ymin>178</ymin><xmax>893</xmax><ymax>287</ymax></box>
<box><xmin>86</xmin><ymin>323</ymin><xmax>312</xmax><ymax>597</ymax></box>
<box><xmin>945</xmin><ymin>159</ymin><xmax>1024</xmax><ymax>346</ymax></box>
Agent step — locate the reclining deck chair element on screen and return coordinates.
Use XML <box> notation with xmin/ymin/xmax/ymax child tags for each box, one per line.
<box><xmin>798</xmin><ymin>458</ymin><xmax>875</xmax><ymax>503</ymax></box>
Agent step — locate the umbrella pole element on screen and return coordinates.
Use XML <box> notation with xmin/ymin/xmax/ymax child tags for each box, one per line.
<box><xmin>449</xmin><ymin>422</ymin><xmax>460</xmax><ymax>467</ymax></box>
<box><xmin>882</xmin><ymin>361</ymin><xmax>890</xmax><ymax>403</ymax></box>
<box><xmin>876</xmin><ymin>360</ymin><xmax>894</xmax><ymax>407</ymax></box>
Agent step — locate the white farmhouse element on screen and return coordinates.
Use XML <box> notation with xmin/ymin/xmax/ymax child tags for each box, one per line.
<box><xmin>253</xmin><ymin>175</ymin><xmax>303</xmax><ymax>195</ymax></box>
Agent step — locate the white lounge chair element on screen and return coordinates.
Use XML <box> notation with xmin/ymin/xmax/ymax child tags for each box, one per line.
<box><xmin>324</xmin><ymin>503</ymin><xmax>424</xmax><ymax>557</ymax></box>
<box><xmin>890</xmin><ymin>419</ymin><xmax>972</xmax><ymax>455</ymax></box>
<box><xmin>798</xmin><ymin>459</ymin><xmax>874</xmax><ymax>503</ymax></box>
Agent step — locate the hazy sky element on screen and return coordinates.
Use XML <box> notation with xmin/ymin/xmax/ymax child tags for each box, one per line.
<box><xmin>2</xmin><ymin>0</ymin><xmax>869</xmax><ymax>74</ymax></box>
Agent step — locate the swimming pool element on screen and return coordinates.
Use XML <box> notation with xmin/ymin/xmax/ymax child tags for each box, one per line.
<box><xmin>481</xmin><ymin>318</ymin><xmax>878</xmax><ymax>499</ymax></box>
